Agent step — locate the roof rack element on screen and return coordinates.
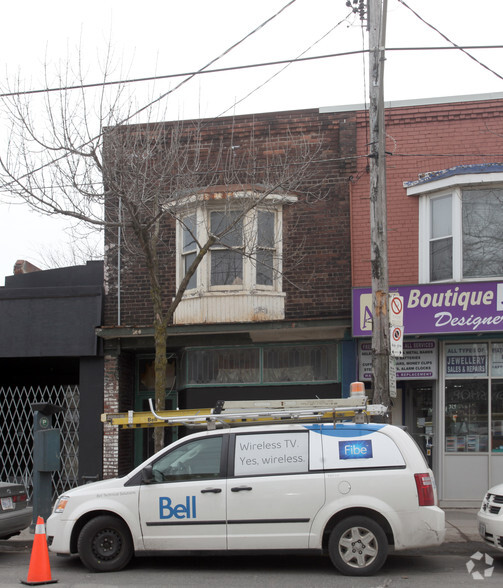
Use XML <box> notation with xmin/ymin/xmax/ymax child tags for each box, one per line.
<box><xmin>101</xmin><ymin>390</ymin><xmax>388</xmax><ymax>430</ymax></box>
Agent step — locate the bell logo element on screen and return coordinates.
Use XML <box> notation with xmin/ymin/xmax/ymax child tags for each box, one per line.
<box><xmin>159</xmin><ymin>496</ymin><xmax>197</xmax><ymax>519</ymax></box>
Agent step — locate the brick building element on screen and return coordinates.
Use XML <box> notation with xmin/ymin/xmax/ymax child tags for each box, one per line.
<box><xmin>343</xmin><ymin>92</ymin><xmax>503</xmax><ymax>505</ymax></box>
<box><xmin>99</xmin><ymin>108</ymin><xmax>359</xmax><ymax>477</ymax></box>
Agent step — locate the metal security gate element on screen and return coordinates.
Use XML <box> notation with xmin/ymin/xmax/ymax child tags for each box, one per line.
<box><xmin>0</xmin><ymin>385</ymin><xmax>80</xmax><ymax>501</ymax></box>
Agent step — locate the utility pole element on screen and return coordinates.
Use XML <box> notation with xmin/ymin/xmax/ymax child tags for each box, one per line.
<box><xmin>368</xmin><ymin>0</ymin><xmax>390</xmax><ymax>407</ymax></box>
<box><xmin>348</xmin><ymin>0</ymin><xmax>390</xmax><ymax>405</ymax></box>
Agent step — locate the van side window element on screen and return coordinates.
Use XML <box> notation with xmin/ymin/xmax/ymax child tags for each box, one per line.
<box><xmin>234</xmin><ymin>432</ymin><xmax>309</xmax><ymax>476</ymax></box>
<box><xmin>152</xmin><ymin>437</ymin><xmax>223</xmax><ymax>482</ymax></box>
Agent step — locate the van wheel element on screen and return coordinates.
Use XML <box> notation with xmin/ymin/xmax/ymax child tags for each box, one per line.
<box><xmin>328</xmin><ymin>516</ymin><xmax>388</xmax><ymax>576</ymax></box>
<box><xmin>77</xmin><ymin>515</ymin><xmax>133</xmax><ymax>573</ymax></box>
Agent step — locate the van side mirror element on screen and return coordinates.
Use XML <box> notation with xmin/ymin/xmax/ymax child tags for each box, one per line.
<box><xmin>141</xmin><ymin>464</ymin><xmax>154</xmax><ymax>484</ymax></box>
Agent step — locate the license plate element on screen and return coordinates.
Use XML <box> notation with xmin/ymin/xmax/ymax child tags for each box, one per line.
<box><xmin>479</xmin><ymin>522</ymin><xmax>486</xmax><ymax>537</ymax></box>
<box><xmin>1</xmin><ymin>497</ymin><xmax>14</xmax><ymax>511</ymax></box>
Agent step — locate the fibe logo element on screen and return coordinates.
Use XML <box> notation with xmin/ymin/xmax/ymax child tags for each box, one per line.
<box><xmin>159</xmin><ymin>496</ymin><xmax>197</xmax><ymax>519</ymax></box>
<box><xmin>339</xmin><ymin>440</ymin><xmax>373</xmax><ymax>460</ymax></box>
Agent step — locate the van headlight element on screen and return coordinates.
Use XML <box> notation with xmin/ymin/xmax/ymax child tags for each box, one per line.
<box><xmin>54</xmin><ymin>496</ymin><xmax>70</xmax><ymax>513</ymax></box>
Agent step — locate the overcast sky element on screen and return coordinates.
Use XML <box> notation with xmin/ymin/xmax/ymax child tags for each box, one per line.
<box><xmin>1</xmin><ymin>0</ymin><xmax>503</xmax><ymax>284</ymax></box>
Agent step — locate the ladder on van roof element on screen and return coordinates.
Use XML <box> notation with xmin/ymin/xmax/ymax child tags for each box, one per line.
<box><xmin>101</xmin><ymin>390</ymin><xmax>388</xmax><ymax>430</ymax></box>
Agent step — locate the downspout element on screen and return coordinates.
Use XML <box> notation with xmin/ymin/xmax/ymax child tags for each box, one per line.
<box><xmin>118</xmin><ymin>197</ymin><xmax>122</xmax><ymax>326</ymax></box>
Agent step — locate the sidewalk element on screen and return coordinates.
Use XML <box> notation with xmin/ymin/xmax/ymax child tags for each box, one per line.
<box><xmin>444</xmin><ymin>508</ymin><xmax>480</xmax><ymax>543</ymax></box>
<box><xmin>3</xmin><ymin>508</ymin><xmax>482</xmax><ymax>548</ymax></box>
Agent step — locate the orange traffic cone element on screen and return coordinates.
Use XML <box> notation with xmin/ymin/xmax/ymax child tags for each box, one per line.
<box><xmin>20</xmin><ymin>516</ymin><xmax>58</xmax><ymax>585</ymax></box>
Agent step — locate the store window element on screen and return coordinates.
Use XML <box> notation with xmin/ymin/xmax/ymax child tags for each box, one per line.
<box><xmin>182</xmin><ymin>343</ymin><xmax>338</xmax><ymax>387</ymax></box>
<box><xmin>492</xmin><ymin>380</ymin><xmax>503</xmax><ymax>453</ymax></box>
<box><xmin>444</xmin><ymin>342</ymin><xmax>503</xmax><ymax>453</ymax></box>
<box><xmin>445</xmin><ymin>380</ymin><xmax>488</xmax><ymax>452</ymax></box>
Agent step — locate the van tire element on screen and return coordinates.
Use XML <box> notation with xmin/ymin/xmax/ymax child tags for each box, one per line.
<box><xmin>328</xmin><ymin>515</ymin><xmax>388</xmax><ymax>576</ymax></box>
<box><xmin>77</xmin><ymin>515</ymin><xmax>133</xmax><ymax>573</ymax></box>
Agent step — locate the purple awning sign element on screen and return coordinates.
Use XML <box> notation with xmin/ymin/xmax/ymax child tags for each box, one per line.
<box><xmin>353</xmin><ymin>282</ymin><xmax>503</xmax><ymax>336</ymax></box>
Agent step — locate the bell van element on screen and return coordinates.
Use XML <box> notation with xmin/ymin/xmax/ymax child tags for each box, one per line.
<box><xmin>46</xmin><ymin>400</ymin><xmax>445</xmax><ymax>577</ymax></box>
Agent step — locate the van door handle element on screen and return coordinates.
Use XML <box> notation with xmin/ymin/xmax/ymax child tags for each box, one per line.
<box><xmin>201</xmin><ymin>488</ymin><xmax>222</xmax><ymax>494</ymax></box>
<box><xmin>231</xmin><ymin>486</ymin><xmax>253</xmax><ymax>492</ymax></box>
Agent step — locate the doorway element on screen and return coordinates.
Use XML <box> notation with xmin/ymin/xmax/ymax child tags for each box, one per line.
<box><xmin>402</xmin><ymin>382</ymin><xmax>434</xmax><ymax>469</ymax></box>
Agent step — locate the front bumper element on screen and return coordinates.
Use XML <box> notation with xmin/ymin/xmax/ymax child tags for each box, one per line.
<box><xmin>478</xmin><ymin>510</ymin><xmax>503</xmax><ymax>551</ymax></box>
<box><xmin>46</xmin><ymin>514</ymin><xmax>75</xmax><ymax>554</ymax></box>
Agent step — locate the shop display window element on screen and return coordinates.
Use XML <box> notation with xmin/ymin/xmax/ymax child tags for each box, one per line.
<box><xmin>445</xmin><ymin>380</ymin><xmax>488</xmax><ymax>453</ymax></box>
<box><xmin>491</xmin><ymin>380</ymin><xmax>503</xmax><ymax>453</ymax></box>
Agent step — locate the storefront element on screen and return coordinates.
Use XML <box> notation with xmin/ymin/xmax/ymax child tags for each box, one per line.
<box><xmin>353</xmin><ymin>281</ymin><xmax>503</xmax><ymax>506</ymax></box>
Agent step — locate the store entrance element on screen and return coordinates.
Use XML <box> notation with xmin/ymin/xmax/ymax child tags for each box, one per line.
<box><xmin>402</xmin><ymin>382</ymin><xmax>434</xmax><ymax>469</ymax></box>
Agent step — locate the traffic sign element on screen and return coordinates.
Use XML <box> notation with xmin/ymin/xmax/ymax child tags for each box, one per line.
<box><xmin>390</xmin><ymin>326</ymin><xmax>403</xmax><ymax>357</ymax></box>
<box><xmin>389</xmin><ymin>293</ymin><xmax>404</xmax><ymax>326</ymax></box>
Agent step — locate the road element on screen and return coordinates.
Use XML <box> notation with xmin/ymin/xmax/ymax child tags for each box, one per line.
<box><xmin>1</xmin><ymin>541</ymin><xmax>502</xmax><ymax>588</ymax></box>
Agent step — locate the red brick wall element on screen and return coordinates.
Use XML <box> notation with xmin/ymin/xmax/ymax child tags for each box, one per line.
<box><xmin>351</xmin><ymin>97</ymin><xmax>503</xmax><ymax>287</ymax></box>
<box><xmin>103</xmin><ymin>109</ymin><xmax>358</xmax><ymax>327</ymax></box>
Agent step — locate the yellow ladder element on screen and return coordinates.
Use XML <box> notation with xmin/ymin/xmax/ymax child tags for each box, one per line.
<box><xmin>101</xmin><ymin>397</ymin><xmax>387</xmax><ymax>429</ymax></box>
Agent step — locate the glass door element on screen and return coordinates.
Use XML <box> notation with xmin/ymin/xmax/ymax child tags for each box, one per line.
<box><xmin>404</xmin><ymin>382</ymin><xmax>434</xmax><ymax>469</ymax></box>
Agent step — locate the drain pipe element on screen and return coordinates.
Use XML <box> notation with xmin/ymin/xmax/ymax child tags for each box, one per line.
<box><xmin>117</xmin><ymin>197</ymin><xmax>122</xmax><ymax>326</ymax></box>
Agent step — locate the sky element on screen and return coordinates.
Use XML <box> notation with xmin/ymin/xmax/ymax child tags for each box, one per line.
<box><xmin>1</xmin><ymin>0</ymin><xmax>503</xmax><ymax>285</ymax></box>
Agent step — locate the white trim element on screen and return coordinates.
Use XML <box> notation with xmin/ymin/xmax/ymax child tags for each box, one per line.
<box><xmin>320</xmin><ymin>91</ymin><xmax>503</xmax><ymax>114</ymax></box>
<box><xmin>406</xmin><ymin>172</ymin><xmax>503</xmax><ymax>196</ymax></box>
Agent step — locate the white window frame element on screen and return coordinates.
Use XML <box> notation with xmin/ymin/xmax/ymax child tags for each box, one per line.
<box><xmin>174</xmin><ymin>191</ymin><xmax>296</xmax><ymax>297</ymax></box>
<box><xmin>409</xmin><ymin>172</ymin><xmax>503</xmax><ymax>283</ymax></box>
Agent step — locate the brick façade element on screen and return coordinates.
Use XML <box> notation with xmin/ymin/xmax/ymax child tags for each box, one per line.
<box><xmin>103</xmin><ymin>108</ymin><xmax>358</xmax><ymax>329</ymax></box>
<box><xmin>351</xmin><ymin>97</ymin><xmax>503</xmax><ymax>287</ymax></box>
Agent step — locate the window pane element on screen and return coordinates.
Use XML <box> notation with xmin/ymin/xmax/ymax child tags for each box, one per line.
<box><xmin>430</xmin><ymin>237</ymin><xmax>452</xmax><ymax>281</ymax></box>
<box><xmin>258</xmin><ymin>211</ymin><xmax>275</xmax><ymax>248</ymax></box>
<box><xmin>462</xmin><ymin>188</ymin><xmax>503</xmax><ymax>278</ymax></box>
<box><xmin>431</xmin><ymin>195</ymin><xmax>452</xmax><ymax>239</ymax></box>
<box><xmin>186</xmin><ymin>348</ymin><xmax>260</xmax><ymax>384</ymax></box>
<box><xmin>211</xmin><ymin>250</ymin><xmax>243</xmax><ymax>285</ymax></box>
<box><xmin>152</xmin><ymin>437</ymin><xmax>223</xmax><ymax>482</ymax></box>
<box><xmin>256</xmin><ymin>250</ymin><xmax>273</xmax><ymax>286</ymax></box>
<box><xmin>492</xmin><ymin>380</ymin><xmax>503</xmax><ymax>453</ymax></box>
<box><xmin>445</xmin><ymin>343</ymin><xmax>488</xmax><ymax>377</ymax></box>
<box><xmin>211</xmin><ymin>211</ymin><xmax>243</xmax><ymax>247</ymax></box>
<box><xmin>445</xmin><ymin>381</ymin><xmax>488</xmax><ymax>452</ymax></box>
<box><xmin>263</xmin><ymin>344</ymin><xmax>337</xmax><ymax>382</ymax></box>
<box><xmin>184</xmin><ymin>252</ymin><xmax>197</xmax><ymax>289</ymax></box>
<box><xmin>183</xmin><ymin>214</ymin><xmax>197</xmax><ymax>253</ymax></box>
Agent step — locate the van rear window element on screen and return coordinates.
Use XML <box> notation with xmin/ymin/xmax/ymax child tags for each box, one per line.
<box><xmin>310</xmin><ymin>425</ymin><xmax>405</xmax><ymax>470</ymax></box>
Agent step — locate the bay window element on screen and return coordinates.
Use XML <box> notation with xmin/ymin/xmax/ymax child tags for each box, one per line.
<box><xmin>408</xmin><ymin>167</ymin><xmax>503</xmax><ymax>282</ymax></box>
<box><xmin>172</xmin><ymin>187</ymin><xmax>296</xmax><ymax>324</ymax></box>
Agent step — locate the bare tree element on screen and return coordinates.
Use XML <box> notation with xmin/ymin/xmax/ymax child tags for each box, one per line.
<box><xmin>0</xmin><ymin>57</ymin><xmax>328</xmax><ymax>452</ymax></box>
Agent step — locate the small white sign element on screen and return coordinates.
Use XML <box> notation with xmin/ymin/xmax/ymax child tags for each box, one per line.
<box><xmin>234</xmin><ymin>433</ymin><xmax>309</xmax><ymax>476</ymax></box>
<box><xmin>389</xmin><ymin>294</ymin><xmax>404</xmax><ymax>327</ymax></box>
<box><xmin>389</xmin><ymin>356</ymin><xmax>397</xmax><ymax>398</ymax></box>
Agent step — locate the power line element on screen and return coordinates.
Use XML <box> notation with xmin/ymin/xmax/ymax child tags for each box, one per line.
<box><xmin>0</xmin><ymin>0</ymin><xmax>299</xmax><ymax>192</ymax></box>
<box><xmin>2</xmin><ymin>46</ymin><xmax>503</xmax><ymax>99</ymax></box>
<box><xmin>397</xmin><ymin>0</ymin><xmax>503</xmax><ymax>82</ymax></box>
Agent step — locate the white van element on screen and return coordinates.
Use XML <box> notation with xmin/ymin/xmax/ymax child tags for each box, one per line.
<box><xmin>47</xmin><ymin>420</ymin><xmax>445</xmax><ymax>576</ymax></box>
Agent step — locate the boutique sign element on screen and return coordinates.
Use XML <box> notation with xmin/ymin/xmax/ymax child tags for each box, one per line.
<box><xmin>353</xmin><ymin>282</ymin><xmax>503</xmax><ymax>336</ymax></box>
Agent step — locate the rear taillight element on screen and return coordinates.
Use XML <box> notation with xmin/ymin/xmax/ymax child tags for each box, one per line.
<box><xmin>12</xmin><ymin>493</ymin><xmax>27</xmax><ymax>503</ymax></box>
<box><xmin>415</xmin><ymin>473</ymin><xmax>435</xmax><ymax>506</ymax></box>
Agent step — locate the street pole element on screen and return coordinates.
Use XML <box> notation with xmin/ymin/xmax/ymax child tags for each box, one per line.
<box><xmin>368</xmin><ymin>0</ymin><xmax>390</xmax><ymax>407</ymax></box>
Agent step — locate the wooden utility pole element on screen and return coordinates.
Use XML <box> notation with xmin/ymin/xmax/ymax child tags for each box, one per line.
<box><xmin>368</xmin><ymin>0</ymin><xmax>390</xmax><ymax>407</ymax></box>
